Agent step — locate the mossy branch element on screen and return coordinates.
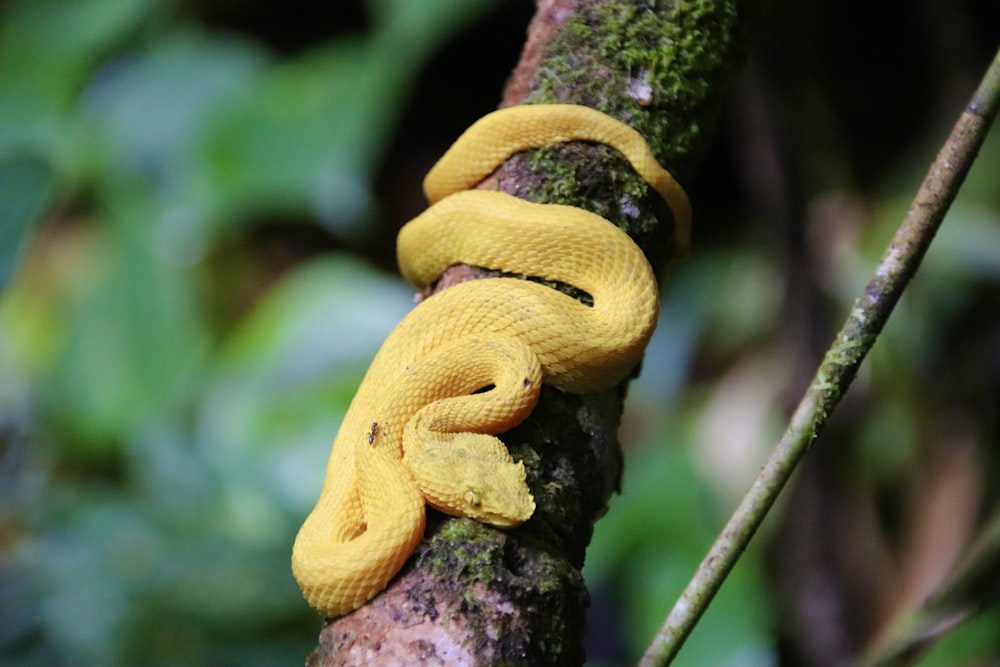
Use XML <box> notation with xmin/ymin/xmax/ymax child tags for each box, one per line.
<box><xmin>308</xmin><ymin>1</ymin><xmax>757</xmax><ymax>665</ymax></box>
<box><xmin>639</xmin><ymin>45</ymin><xmax>1000</xmax><ymax>667</ymax></box>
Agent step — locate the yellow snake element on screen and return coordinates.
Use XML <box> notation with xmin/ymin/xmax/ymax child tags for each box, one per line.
<box><xmin>291</xmin><ymin>104</ymin><xmax>690</xmax><ymax>617</ymax></box>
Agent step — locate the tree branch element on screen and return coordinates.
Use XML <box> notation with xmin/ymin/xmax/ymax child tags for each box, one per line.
<box><xmin>639</xmin><ymin>44</ymin><xmax>1000</xmax><ymax>667</ymax></box>
<box><xmin>307</xmin><ymin>1</ymin><xmax>758</xmax><ymax>664</ymax></box>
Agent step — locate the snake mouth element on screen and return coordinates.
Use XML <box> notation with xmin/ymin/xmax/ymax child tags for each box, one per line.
<box><xmin>458</xmin><ymin>485</ymin><xmax>536</xmax><ymax>528</ymax></box>
<box><xmin>481</xmin><ymin>514</ymin><xmax>527</xmax><ymax>529</ymax></box>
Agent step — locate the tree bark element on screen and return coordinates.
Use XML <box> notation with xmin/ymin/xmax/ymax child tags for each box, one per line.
<box><xmin>307</xmin><ymin>1</ymin><xmax>759</xmax><ymax>664</ymax></box>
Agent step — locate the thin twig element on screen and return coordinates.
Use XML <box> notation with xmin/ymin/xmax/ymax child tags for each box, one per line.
<box><xmin>638</xmin><ymin>45</ymin><xmax>1000</xmax><ymax>667</ymax></box>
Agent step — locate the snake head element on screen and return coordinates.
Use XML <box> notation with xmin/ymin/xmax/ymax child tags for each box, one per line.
<box><xmin>460</xmin><ymin>476</ymin><xmax>536</xmax><ymax>528</ymax></box>
<box><xmin>420</xmin><ymin>458</ymin><xmax>536</xmax><ymax>528</ymax></box>
<box><xmin>408</xmin><ymin>431</ymin><xmax>538</xmax><ymax>527</ymax></box>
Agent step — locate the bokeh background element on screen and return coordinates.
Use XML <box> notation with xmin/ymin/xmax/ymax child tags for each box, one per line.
<box><xmin>1</xmin><ymin>1</ymin><xmax>998</xmax><ymax>665</ymax></box>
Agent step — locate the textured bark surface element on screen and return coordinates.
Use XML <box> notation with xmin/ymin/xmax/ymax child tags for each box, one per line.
<box><xmin>308</xmin><ymin>1</ymin><xmax>759</xmax><ymax>664</ymax></box>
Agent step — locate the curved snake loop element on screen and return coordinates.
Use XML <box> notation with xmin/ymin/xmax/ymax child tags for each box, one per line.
<box><xmin>291</xmin><ymin>104</ymin><xmax>690</xmax><ymax>617</ymax></box>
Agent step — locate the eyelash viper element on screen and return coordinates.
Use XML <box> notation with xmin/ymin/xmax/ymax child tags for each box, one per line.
<box><xmin>291</xmin><ymin>104</ymin><xmax>691</xmax><ymax>618</ymax></box>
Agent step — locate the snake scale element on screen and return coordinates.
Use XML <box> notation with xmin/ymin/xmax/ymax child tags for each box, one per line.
<box><xmin>291</xmin><ymin>104</ymin><xmax>691</xmax><ymax>617</ymax></box>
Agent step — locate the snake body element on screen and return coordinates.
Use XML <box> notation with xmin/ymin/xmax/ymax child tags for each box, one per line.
<box><xmin>291</xmin><ymin>104</ymin><xmax>690</xmax><ymax>617</ymax></box>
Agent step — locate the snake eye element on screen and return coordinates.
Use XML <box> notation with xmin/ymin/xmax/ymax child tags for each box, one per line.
<box><xmin>465</xmin><ymin>490</ymin><xmax>481</xmax><ymax>508</ymax></box>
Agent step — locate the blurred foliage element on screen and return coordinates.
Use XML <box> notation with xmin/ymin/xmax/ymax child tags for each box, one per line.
<box><xmin>0</xmin><ymin>1</ymin><xmax>998</xmax><ymax>666</ymax></box>
<box><xmin>0</xmin><ymin>0</ymin><xmax>497</xmax><ymax>664</ymax></box>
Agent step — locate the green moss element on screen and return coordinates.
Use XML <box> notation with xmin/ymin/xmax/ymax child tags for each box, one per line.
<box><xmin>421</xmin><ymin>518</ymin><xmax>503</xmax><ymax>582</ymax></box>
<box><xmin>524</xmin><ymin>0</ymin><xmax>757</xmax><ymax>177</ymax></box>
<box><xmin>499</xmin><ymin>0</ymin><xmax>758</xmax><ymax>262</ymax></box>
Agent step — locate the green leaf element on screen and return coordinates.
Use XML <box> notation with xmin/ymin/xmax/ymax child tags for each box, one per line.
<box><xmin>42</xmin><ymin>219</ymin><xmax>209</xmax><ymax>452</ymax></box>
<box><xmin>77</xmin><ymin>30</ymin><xmax>269</xmax><ymax>184</ymax></box>
<box><xmin>194</xmin><ymin>0</ymin><xmax>498</xmax><ymax>236</ymax></box>
<box><xmin>205</xmin><ymin>255</ymin><xmax>413</xmax><ymax>512</ymax></box>
<box><xmin>0</xmin><ymin>151</ymin><xmax>55</xmax><ymax>288</ymax></box>
<box><xmin>0</xmin><ymin>0</ymin><xmax>156</xmax><ymax>152</ymax></box>
<box><xmin>586</xmin><ymin>442</ymin><xmax>774</xmax><ymax>665</ymax></box>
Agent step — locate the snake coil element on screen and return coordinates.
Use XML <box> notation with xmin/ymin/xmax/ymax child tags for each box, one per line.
<box><xmin>291</xmin><ymin>104</ymin><xmax>690</xmax><ymax>617</ymax></box>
